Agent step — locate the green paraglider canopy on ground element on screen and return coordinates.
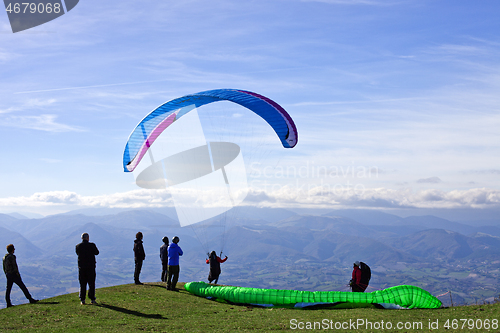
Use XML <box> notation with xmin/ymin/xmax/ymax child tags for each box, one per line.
<box><xmin>184</xmin><ymin>282</ymin><xmax>442</xmax><ymax>309</ymax></box>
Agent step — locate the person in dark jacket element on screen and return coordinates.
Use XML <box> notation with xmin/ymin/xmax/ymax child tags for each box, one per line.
<box><xmin>159</xmin><ymin>237</ymin><xmax>169</xmax><ymax>282</ymax></box>
<box><xmin>166</xmin><ymin>236</ymin><xmax>183</xmax><ymax>291</ymax></box>
<box><xmin>3</xmin><ymin>244</ymin><xmax>38</xmax><ymax>308</ymax></box>
<box><xmin>206</xmin><ymin>251</ymin><xmax>228</xmax><ymax>284</ymax></box>
<box><xmin>75</xmin><ymin>233</ymin><xmax>99</xmax><ymax>305</ymax></box>
<box><xmin>133</xmin><ymin>232</ymin><xmax>146</xmax><ymax>285</ymax></box>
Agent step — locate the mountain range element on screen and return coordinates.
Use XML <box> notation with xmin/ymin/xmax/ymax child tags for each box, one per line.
<box><xmin>1</xmin><ymin>207</ymin><xmax>499</xmax><ymax>308</ymax></box>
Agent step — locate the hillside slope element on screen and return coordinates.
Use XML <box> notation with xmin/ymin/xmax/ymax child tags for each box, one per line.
<box><xmin>0</xmin><ymin>283</ymin><xmax>498</xmax><ymax>332</ymax></box>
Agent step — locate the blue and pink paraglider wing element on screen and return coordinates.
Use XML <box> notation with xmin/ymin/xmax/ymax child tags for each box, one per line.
<box><xmin>123</xmin><ymin>89</ymin><xmax>298</xmax><ymax>172</ymax></box>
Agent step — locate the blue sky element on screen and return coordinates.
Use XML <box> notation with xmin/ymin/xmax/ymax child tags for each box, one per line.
<box><xmin>1</xmin><ymin>0</ymin><xmax>500</xmax><ymax>216</ymax></box>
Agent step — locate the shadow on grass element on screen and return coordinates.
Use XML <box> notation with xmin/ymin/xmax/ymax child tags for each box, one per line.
<box><xmin>142</xmin><ymin>283</ymin><xmax>186</xmax><ymax>293</ymax></box>
<box><xmin>98</xmin><ymin>303</ymin><xmax>166</xmax><ymax>319</ymax></box>
<box><xmin>144</xmin><ymin>283</ymin><xmax>167</xmax><ymax>289</ymax></box>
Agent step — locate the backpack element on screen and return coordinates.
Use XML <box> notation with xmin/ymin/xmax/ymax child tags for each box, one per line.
<box><xmin>359</xmin><ymin>262</ymin><xmax>371</xmax><ymax>286</ymax></box>
<box><xmin>209</xmin><ymin>253</ymin><xmax>221</xmax><ymax>278</ymax></box>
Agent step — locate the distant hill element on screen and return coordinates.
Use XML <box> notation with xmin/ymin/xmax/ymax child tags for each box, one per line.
<box><xmin>272</xmin><ymin>215</ymin><xmax>414</xmax><ymax>238</ymax></box>
<box><xmin>47</xmin><ymin>222</ymin><xmax>128</xmax><ymax>256</ymax></box>
<box><xmin>6</xmin><ymin>212</ymin><xmax>28</xmax><ymax>219</ymax></box>
<box><xmin>325</xmin><ymin>209</ymin><xmax>497</xmax><ymax>236</ymax></box>
<box><xmin>301</xmin><ymin>230</ymin><xmax>418</xmax><ymax>265</ymax></box>
<box><xmin>0</xmin><ymin>226</ymin><xmax>42</xmax><ymax>260</ymax></box>
<box><xmin>401</xmin><ymin>216</ymin><xmax>475</xmax><ymax>235</ymax></box>
<box><xmin>273</xmin><ymin>215</ymin><xmax>363</xmax><ymax>231</ymax></box>
<box><xmin>57</xmin><ymin>207</ymin><xmax>151</xmax><ymax>217</ymax></box>
<box><xmin>0</xmin><ymin>213</ymin><xmax>23</xmax><ymax>230</ymax></box>
<box><xmin>4</xmin><ymin>212</ymin><xmax>45</xmax><ymax>219</ymax></box>
<box><xmin>465</xmin><ymin>233</ymin><xmax>500</xmax><ymax>260</ymax></box>
<box><xmin>475</xmin><ymin>225</ymin><xmax>500</xmax><ymax>237</ymax></box>
<box><xmin>324</xmin><ymin>209</ymin><xmax>403</xmax><ymax>225</ymax></box>
<box><xmin>98</xmin><ymin>210</ymin><xmax>180</xmax><ymax>229</ymax></box>
<box><xmin>382</xmin><ymin>229</ymin><xmax>500</xmax><ymax>261</ymax></box>
<box><xmin>230</xmin><ymin>206</ymin><xmax>297</xmax><ymax>223</ymax></box>
<box><xmin>384</xmin><ymin>229</ymin><xmax>473</xmax><ymax>259</ymax></box>
<box><xmin>224</xmin><ymin>225</ymin><xmax>306</xmax><ymax>261</ymax></box>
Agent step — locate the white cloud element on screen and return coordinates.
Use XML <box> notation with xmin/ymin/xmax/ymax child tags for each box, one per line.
<box><xmin>245</xmin><ymin>187</ymin><xmax>500</xmax><ymax>210</ymax></box>
<box><xmin>0</xmin><ymin>191</ymin><xmax>80</xmax><ymax>207</ymax></box>
<box><xmin>0</xmin><ymin>106</ymin><xmax>18</xmax><ymax>114</ymax></box>
<box><xmin>0</xmin><ymin>114</ymin><xmax>84</xmax><ymax>132</ymax></box>
<box><xmin>15</xmin><ymin>81</ymin><xmax>167</xmax><ymax>95</ymax></box>
<box><xmin>417</xmin><ymin>177</ymin><xmax>442</xmax><ymax>184</ymax></box>
<box><xmin>290</xmin><ymin>97</ymin><xmax>425</xmax><ymax>107</ymax></box>
<box><xmin>465</xmin><ymin>169</ymin><xmax>500</xmax><ymax>175</ymax></box>
<box><xmin>0</xmin><ymin>190</ymin><xmax>173</xmax><ymax>210</ymax></box>
<box><xmin>2</xmin><ymin>187</ymin><xmax>500</xmax><ymax>216</ymax></box>
<box><xmin>0</xmin><ymin>50</ymin><xmax>14</xmax><ymax>62</ymax></box>
<box><xmin>0</xmin><ymin>98</ymin><xmax>57</xmax><ymax>114</ymax></box>
<box><xmin>434</xmin><ymin>44</ymin><xmax>487</xmax><ymax>56</ymax></box>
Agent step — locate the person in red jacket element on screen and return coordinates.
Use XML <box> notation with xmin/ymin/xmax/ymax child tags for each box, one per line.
<box><xmin>350</xmin><ymin>261</ymin><xmax>366</xmax><ymax>292</ymax></box>
<box><xmin>206</xmin><ymin>251</ymin><xmax>228</xmax><ymax>284</ymax></box>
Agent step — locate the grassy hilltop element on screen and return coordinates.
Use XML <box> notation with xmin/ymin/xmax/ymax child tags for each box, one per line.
<box><xmin>0</xmin><ymin>282</ymin><xmax>498</xmax><ymax>332</ymax></box>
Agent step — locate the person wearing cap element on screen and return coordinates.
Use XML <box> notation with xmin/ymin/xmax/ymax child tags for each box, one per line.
<box><xmin>75</xmin><ymin>233</ymin><xmax>99</xmax><ymax>305</ymax></box>
<box><xmin>159</xmin><ymin>236</ymin><xmax>169</xmax><ymax>282</ymax></box>
<box><xmin>3</xmin><ymin>244</ymin><xmax>38</xmax><ymax>308</ymax></box>
<box><xmin>166</xmin><ymin>236</ymin><xmax>183</xmax><ymax>291</ymax></box>
<box><xmin>133</xmin><ymin>232</ymin><xmax>146</xmax><ymax>285</ymax></box>
<box><xmin>350</xmin><ymin>261</ymin><xmax>365</xmax><ymax>292</ymax></box>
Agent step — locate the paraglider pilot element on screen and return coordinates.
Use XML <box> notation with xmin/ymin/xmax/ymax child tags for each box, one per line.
<box><xmin>350</xmin><ymin>261</ymin><xmax>368</xmax><ymax>292</ymax></box>
<box><xmin>206</xmin><ymin>251</ymin><xmax>228</xmax><ymax>285</ymax></box>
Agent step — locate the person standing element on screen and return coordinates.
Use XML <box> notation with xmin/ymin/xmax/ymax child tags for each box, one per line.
<box><xmin>166</xmin><ymin>236</ymin><xmax>183</xmax><ymax>291</ymax></box>
<box><xmin>75</xmin><ymin>233</ymin><xmax>99</xmax><ymax>305</ymax></box>
<box><xmin>159</xmin><ymin>237</ymin><xmax>169</xmax><ymax>282</ymax></box>
<box><xmin>133</xmin><ymin>232</ymin><xmax>146</xmax><ymax>285</ymax></box>
<box><xmin>3</xmin><ymin>244</ymin><xmax>38</xmax><ymax>308</ymax></box>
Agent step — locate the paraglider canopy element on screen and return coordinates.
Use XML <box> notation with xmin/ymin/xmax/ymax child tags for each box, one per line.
<box><xmin>123</xmin><ymin>89</ymin><xmax>298</xmax><ymax>173</ymax></box>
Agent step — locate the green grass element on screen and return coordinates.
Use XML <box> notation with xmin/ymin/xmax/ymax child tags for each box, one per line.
<box><xmin>1</xmin><ymin>282</ymin><xmax>499</xmax><ymax>332</ymax></box>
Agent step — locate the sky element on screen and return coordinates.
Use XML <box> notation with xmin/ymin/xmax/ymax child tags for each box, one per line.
<box><xmin>1</xmin><ymin>0</ymin><xmax>500</xmax><ymax>218</ymax></box>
